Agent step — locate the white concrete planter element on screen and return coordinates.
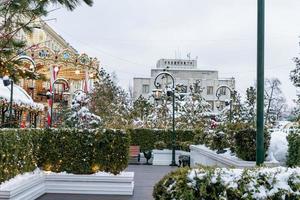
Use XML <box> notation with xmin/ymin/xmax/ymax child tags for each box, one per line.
<box><xmin>190</xmin><ymin>145</ymin><xmax>279</xmax><ymax>168</ymax></box>
<box><xmin>0</xmin><ymin>172</ymin><xmax>45</xmax><ymax>200</ymax></box>
<box><xmin>0</xmin><ymin>171</ymin><xmax>134</xmax><ymax>200</ymax></box>
<box><xmin>152</xmin><ymin>149</ymin><xmax>190</xmax><ymax>165</ymax></box>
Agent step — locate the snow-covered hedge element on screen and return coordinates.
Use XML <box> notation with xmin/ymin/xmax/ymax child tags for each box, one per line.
<box><xmin>153</xmin><ymin>166</ymin><xmax>300</xmax><ymax>200</ymax></box>
<box><xmin>37</xmin><ymin>128</ymin><xmax>129</xmax><ymax>175</ymax></box>
<box><xmin>0</xmin><ymin>129</ymin><xmax>41</xmax><ymax>184</ymax></box>
<box><xmin>128</xmin><ymin>128</ymin><xmax>197</xmax><ymax>152</ymax></box>
<box><xmin>287</xmin><ymin>132</ymin><xmax>300</xmax><ymax>167</ymax></box>
<box><xmin>0</xmin><ymin>128</ymin><xmax>130</xmax><ymax>184</ymax></box>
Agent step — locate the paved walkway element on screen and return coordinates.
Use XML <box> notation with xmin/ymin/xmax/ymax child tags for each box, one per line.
<box><xmin>37</xmin><ymin>165</ymin><xmax>177</xmax><ymax>200</ymax></box>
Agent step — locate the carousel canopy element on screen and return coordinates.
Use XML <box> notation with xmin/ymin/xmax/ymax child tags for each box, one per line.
<box><xmin>0</xmin><ymin>78</ymin><xmax>44</xmax><ymax>110</ymax></box>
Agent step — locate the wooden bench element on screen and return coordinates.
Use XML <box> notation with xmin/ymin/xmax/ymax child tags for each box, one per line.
<box><xmin>129</xmin><ymin>146</ymin><xmax>140</xmax><ymax>164</ymax></box>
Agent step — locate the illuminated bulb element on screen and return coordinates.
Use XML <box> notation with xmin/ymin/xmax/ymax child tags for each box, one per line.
<box><xmin>75</xmin><ymin>70</ymin><xmax>80</xmax><ymax>75</ymax></box>
<box><xmin>54</xmin><ymin>66</ymin><xmax>59</xmax><ymax>72</ymax></box>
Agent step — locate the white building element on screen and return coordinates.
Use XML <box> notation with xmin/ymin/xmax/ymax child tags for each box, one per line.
<box><xmin>133</xmin><ymin>58</ymin><xmax>235</xmax><ymax>111</ymax></box>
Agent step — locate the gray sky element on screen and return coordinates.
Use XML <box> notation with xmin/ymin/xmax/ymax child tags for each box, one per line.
<box><xmin>47</xmin><ymin>0</ymin><xmax>300</xmax><ymax>105</ymax></box>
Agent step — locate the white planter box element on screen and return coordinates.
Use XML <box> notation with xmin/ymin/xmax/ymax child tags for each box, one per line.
<box><xmin>0</xmin><ymin>171</ymin><xmax>134</xmax><ymax>200</ymax></box>
<box><xmin>190</xmin><ymin>145</ymin><xmax>279</xmax><ymax>168</ymax></box>
<box><xmin>0</xmin><ymin>172</ymin><xmax>45</xmax><ymax>200</ymax></box>
<box><xmin>45</xmin><ymin>172</ymin><xmax>134</xmax><ymax>195</ymax></box>
<box><xmin>152</xmin><ymin>149</ymin><xmax>190</xmax><ymax>165</ymax></box>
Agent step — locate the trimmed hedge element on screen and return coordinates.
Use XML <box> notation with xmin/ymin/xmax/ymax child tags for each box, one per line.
<box><xmin>0</xmin><ymin>129</ymin><xmax>41</xmax><ymax>184</ymax></box>
<box><xmin>153</xmin><ymin>166</ymin><xmax>300</xmax><ymax>200</ymax></box>
<box><xmin>0</xmin><ymin>128</ymin><xmax>129</xmax><ymax>184</ymax></box>
<box><xmin>287</xmin><ymin>132</ymin><xmax>300</xmax><ymax>167</ymax></box>
<box><xmin>128</xmin><ymin>129</ymin><xmax>197</xmax><ymax>152</ymax></box>
<box><xmin>234</xmin><ymin>127</ymin><xmax>270</xmax><ymax>161</ymax></box>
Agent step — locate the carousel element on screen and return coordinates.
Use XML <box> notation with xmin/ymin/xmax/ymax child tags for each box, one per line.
<box><xmin>18</xmin><ymin>46</ymin><xmax>99</xmax><ymax>127</ymax></box>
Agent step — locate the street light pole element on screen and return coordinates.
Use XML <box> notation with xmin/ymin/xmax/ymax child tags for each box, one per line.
<box><xmin>256</xmin><ymin>0</ymin><xmax>265</xmax><ymax>165</ymax></box>
<box><xmin>153</xmin><ymin>72</ymin><xmax>177</xmax><ymax>166</ymax></box>
<box><xmin>9</xmin><ymin>79</ymin><xmax>13</xmax><ymax>127</ymax></box>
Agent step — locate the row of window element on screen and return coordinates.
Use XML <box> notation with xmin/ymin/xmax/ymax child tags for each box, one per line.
<box><xmin>142</xmin><ymin>84</ymin><xmax>227</xmax><ymax>96</ymax></box>
<box><xmin>164</xmin><ymin>61</ymin><xmax>193</xmax><ymax>66</ymax></box>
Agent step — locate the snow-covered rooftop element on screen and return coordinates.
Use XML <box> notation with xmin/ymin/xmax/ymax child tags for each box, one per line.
<box><xmin>0</xmin><ymin>78</ymin><xmax>44</xmax><ymax>110</ymax></box>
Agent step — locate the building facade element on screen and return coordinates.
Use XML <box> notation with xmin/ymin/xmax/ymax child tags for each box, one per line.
<box><xmin>133</xmin><ymin>58</ymin><xmax>235</xmax><ymax>111</ymax></box>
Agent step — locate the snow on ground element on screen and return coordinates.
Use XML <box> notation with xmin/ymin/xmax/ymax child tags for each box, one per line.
<box><xmin>266</xmin><ymin>131</ymin><xmax>288</xmax><ymax>164</ymax></box>
<box><xmin>0</xmin><ymin>169</ymin><xmax>44</xmax><ymax>190</ymax></box>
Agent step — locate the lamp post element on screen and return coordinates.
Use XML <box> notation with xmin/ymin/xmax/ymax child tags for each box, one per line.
<box><xmin>153</xmin><ymin>72</ymin><xmax>177</xmax><ymax>166</ymax></box>
<box><xmin>3</xmin><ymin>76</ymin><xmax>13</xmax><ymax>127</ymax></box>
<box><xmin>215</xmin><ymin>85</ymin><xmax>234</xmax><ymax>123</ymax></box>
<box><xmin>49</xmin><ymin>78</ymin><xmax>69</xmax><ymax>127</ymax></box>
<box><xmin>256</xmin><ymin>0</ymin><xmax>265</xmax><ymax>165</ymax></box>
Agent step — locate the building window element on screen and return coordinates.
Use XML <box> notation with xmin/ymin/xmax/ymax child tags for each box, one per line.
<box><xmin>142</xmin><ymin>84</ymin><xmax>150</xmax><ymax>94</ymax></box>
<box><xmin>219</xmin><ymin>87</ymin><xmax>226</xmax><ymax>95</ymax></box>
<box><xmin>207</xmin><ymin>86</ymin><xmax>214</xmax><ymax>95</ymax></box>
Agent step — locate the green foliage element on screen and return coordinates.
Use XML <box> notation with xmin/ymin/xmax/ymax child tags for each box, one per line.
<box><xmin>130</xmin><ymin>95</ymin><xmax>153</xmax><ymax>121</ymax></box>
<box><xmin>90</xmin><ymin>68</ymin><xmax>130</xmax><ymax>129</ymax></box>
<box><xmin>37</xmin><ymin>129</ymin><xmax>129</xmax><ymax>175</ymax></box>
<box><xmin>287</xmin><ymin>132</ymin><xmax>300</xmax><ymax>167</ymax></box>
<box><xmin>154</xmin><ymin>141</ymin><xmax>167</xmax><ymax>150</ymax></box>
<box><xmin>193</xmin><ymin>129</ymin><xmax>208</xmax><ymax>145</ymax></box>
<box><xmin>178</xmin><ymin>141</ymin><xmax>193</xmax><ymax>152</ymax></box>
<box><xmin>153</xmin><ymin>166</ymin><xmax>300</xmax><ymax>200</ymax></box>
<box><xmin>234</xmin><ymin>125</ymin><xmax>270</xmax><ymax>161</ymax></box>
<box><xmin>208</xmin><ymin>130</ymin><xmax>229</xmax><ymax>152</ymax></box>
<box><xmin>128</xmin><ymin>129</ymin><xmax>195</xmax><ymax>152</ymax></box>
<box><xmin>0</xmin><ymin>129</ymin><xmax>42</xmax><ymax>184</ymax></box>
<box><xmin>0</xmin><ymin>128</ymin><xmax>129</xmax><ymax>184</ymax></box>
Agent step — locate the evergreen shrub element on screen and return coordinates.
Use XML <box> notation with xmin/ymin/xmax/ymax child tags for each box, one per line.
<box><xmin>37</xmin><ymin>128</ymin><xmax>129</xmax><ymax>175</ymax></box>
<box><xmin>287</xmin><ymin>132</ymin><xmax>300</xmax><ymax>167</ymax></box>
<box><xmin>154</xmin><ymin>141</ymin><xmax>167</xmax><ymax>150</ymax></box>
<box><xmin>0</xmin><ymin>128</ymin><xmax>130</xmax><ymax>184</ymax></box>
<box><xmin>153</xmin><ymin>166</ymin><xmax>300</xmax><ymax>200</ymax></box>
<box><xmin>0</xmin><ymin>129</ymin><xmax>42</xmax><ymax>184</ymax></box>
<box><xmin>234</xmin><ymin>126</ymin><xmax>270</xmax><ymax>161</ymax></box>
<box><xmin>128</xmin><ymin>129</ymin><xmax>196</xmax><ymax>152</ymax></box>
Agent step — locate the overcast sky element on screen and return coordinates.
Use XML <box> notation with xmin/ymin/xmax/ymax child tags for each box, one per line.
<box><xmin>46</xmin><ymin>0</ymin><xmax>300</xmax><ymax>105</ymax></box>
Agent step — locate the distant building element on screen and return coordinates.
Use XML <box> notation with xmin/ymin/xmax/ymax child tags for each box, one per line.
<box><xmin>133</xmin><ymin>58</ymin><xmax>235</xmax><ymax>111</ymax></box>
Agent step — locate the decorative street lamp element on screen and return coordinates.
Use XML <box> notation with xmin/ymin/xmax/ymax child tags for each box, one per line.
<box><xmin>50</xmin><ymin>78</ymin><xmax>69</xmax><ymax>127</ymax></box>
<box><xmin>3</xmin><ymin>76</ymin><xmax>13</xmax><ymax>127</ymax></box>
<box><xmin>152</xmin><ymin>71</ymin><xmax>177</xmax><ymax>166</ymax></box>
<box><xmin>215</xmin><ymin>85</ymin><xmax>234</xmax><ymax>123</ymax></box>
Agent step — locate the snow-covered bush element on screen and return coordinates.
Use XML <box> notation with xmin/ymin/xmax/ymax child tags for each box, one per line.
<box><xmin>0</xmin><ymin>128</ymin><xmax>130</xmax><ymax>184</ymax></box>
<box><xmin>287</xmin><ymin>131</ymin><xmax>300</xmax><ymax>167</ymax></box>
<box><xmin>153</xmin><ymin>166</ymin><xmax>300</xmax><ymax>200</ymax></box>
<box><xmin>64</xmin><ymin>91</ymin><xmax>101</xmax><ymax>129</ymax></box>
<box><xmin>267</xmin><ymin>131</ymin><xmax>288</xmax><ymax>164</ymax></box>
